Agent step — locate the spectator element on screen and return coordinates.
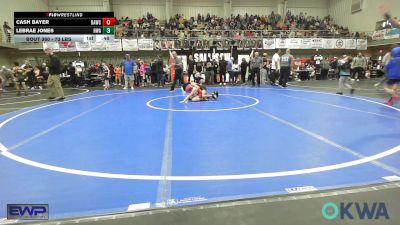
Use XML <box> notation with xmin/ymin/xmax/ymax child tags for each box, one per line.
<box><xmin>261</xmin><ymin>53</ymin><xmax>269</xmax><ymax>85</ymax></box>
<box><xmin>0</xmin><ymin>66</ymin><xmax>14</xmax><ymax>91</ymax></box>
<box><xmin>122</xmin><ymin>54</ymin><xmax>135</xmax><ymax>90</ymax></box>
<box><xmin>205</xmin><ymin>58</ymin><xmax>214</xmax><ymax>85</ymax></box>
<box><xmin>320</xmin><ymin>58</ymin><xmax>330</xmax><ymax>80</ymax></box>
<box><xmin>187</xmin><ymin>55</ymin><xmax>195</xmax><ymax>82</ymax></box>
<box><xmin>351</xmin><ymin>52</ymin><xmax>367</xmax><ymax>81</ymax></box>
<box><xmin>240</xmin><ymin>58</ymin><xmax>248</xmax><ymax>84</ymax></box>
<box><xmin>219</xmin><ymin>56</ymin><xmax>227</xmax><ymax>85</ymax></box>
<box><xmin>3</xmin><ymin>22</ymin><xmax>11</xmax><ymax>43</ymax></box>
<box><xmin>156</xmin><ymin>55</ymin><xmax>164</xmax><ymax>87</ymax></box>
<box><xmin>227</xmin><ymin>57</ymin><xmax>233</xmax><ymax>84</ymax></box>
<box><xmin>114</xmin><ymin>64</ymin><xmax>122</xmax><ymax>86</ymax></box>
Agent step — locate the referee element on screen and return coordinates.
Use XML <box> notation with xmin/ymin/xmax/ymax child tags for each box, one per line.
<box><xmin>170</xmin><ymin>51</ymin><xmax>183</xmax><ymax>91</ymax></box>
<box><xmin>45</xmin><ymin>48</ymin><xmax>65</xmax><ymax>100</ymax></box>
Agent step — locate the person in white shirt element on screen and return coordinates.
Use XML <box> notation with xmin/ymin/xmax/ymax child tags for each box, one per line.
<box><xmin>270</xmin><ymin>49</ymin><xmax>281</xmax><ymax>86</ymax></box>
<box><xmin>231</xmin><ymin>59</ymin><xmax>239</xmax><ymax>84</ymax></box>
<box><xmin>374</xmin><ymin>50</ymin><xmax>392</xmax><ymax>87</ymax></box>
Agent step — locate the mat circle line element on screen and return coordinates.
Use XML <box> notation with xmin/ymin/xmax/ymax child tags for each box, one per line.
<box><xmin>146</xmin><ymin>94</ymin><xmax>260</xmax><ymax>112</ymax></box>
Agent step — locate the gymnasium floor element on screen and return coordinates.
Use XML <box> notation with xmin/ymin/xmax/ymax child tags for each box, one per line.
<box><xmin>0</xmin><ymin>79</ymin><xmax>399</xmax><ymax>220</ymax></box>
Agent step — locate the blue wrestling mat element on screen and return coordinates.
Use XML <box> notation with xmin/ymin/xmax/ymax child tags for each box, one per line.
<box><xmin>0</xmin><ymin>86</ymin><xmax>399</xmax><ymax>219</ymax></box>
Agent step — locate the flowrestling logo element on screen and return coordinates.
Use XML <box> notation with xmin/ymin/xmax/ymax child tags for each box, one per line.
<box><xmin>322</xmin><ymin>202</ymin><xmax>389</xmax><ymax>220</ymax></box>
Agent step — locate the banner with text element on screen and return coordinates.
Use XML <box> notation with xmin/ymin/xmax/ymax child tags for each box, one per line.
<box><xmin>122</xmin><ymin>39</ymin><xmax>138</xmax><ymax>51</ymax></box>
<box><xmin>266</xmin><ymin>38</ymin><xmax>366</xmax><ymax>50</ymax></box>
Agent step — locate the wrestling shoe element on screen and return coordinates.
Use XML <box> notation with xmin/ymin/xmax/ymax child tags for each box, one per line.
<box><xmin>336</xmin><ymin>92</ymin><xmax>343</xmax><ymax>95</ymax></box>
<box><xmin>384</xmin><ymin>99</ymin><xmax>394</xmax><ymax>106</ymax></box>
<box><xmin>350</xmin><ymin>88</ymin><xmax>355</xmax><ymax>95</ymax></box>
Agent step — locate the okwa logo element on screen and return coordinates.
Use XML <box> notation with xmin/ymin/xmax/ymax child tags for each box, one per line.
<box><xmin>322</xmin><ymin>202</ymin><xmax>389</xmax><ymax>220</ymax></box>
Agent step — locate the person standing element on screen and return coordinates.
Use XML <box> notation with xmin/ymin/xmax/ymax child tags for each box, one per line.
<box><xmin>250</xmin><ymin>52</ymin><xmax>263</xmax><ymax>87</ymax></box>
<box><xmin>320</xmin><ymin>58</ymin><xmax>330</xmax><ymax>80</ymax></box>
<box><xmin>231</xmin><ymin>59</ymin><xmax>239</xmax><ymax>84</ymax></box>
<box><xmin>195</xmin><ymin>58</ymin><xmax>203</xmax><ymax>75</ymax></box>
<box><xmin>205</xmin><ymin>58</ymin><xmax>214</xmax><ymax>85</ymax></box>
<box><xmin>212</xmin><ymin>58</ymin><xmax>219</xmax><ymax>84</ymax></box>
<box><xmin>187</xmin><ymin>55</ymin><xmax>195</xmax><ymax>82</ymax></box>
<box><xmin>45</xmin><ymin>48</ymin><xmax>65</xmax><ymax>100</ymax></box>
<box><xmin>336</xmin><ymin>56</ymin><xmax>355</xmax><ymax>95</ymax></box>
<box><xmin>260</xmin><ymin>53</ymin><xmax>269</xmax><ymax>85</ymax></box>
<box><xmin>114</xmin><ymin>65</ymin><xmax>122</xmax><ymax>86</ymax></box>
<box><xmin>12</xmin><ymin>62</ymin><xmax>28</xmax><ymax>96</ymax></box>
<box><xmin>219</xmin><ymin>56</ymin><xmax>227</xmax><ymax>85</ymax></box>
<box><xmin>67</xmin><ymin>62</ymin><xmax>77</xmax><ymax>88</ymax></box>
<box><xmin>156</xmin><ymin>55</ymin><xmax>165</xmax><ymax>87</ymax></box>
<box><xmin>239</xmin><ymin>58</ymin><xmax>248</xmax><ymax>84</ymax></box>
<box><xmin>330</xmin><ymin>57</ymin><xmax>339</xmax><ymax>80</ymax></box>
<box><xmin>22</xmin><ymin>60</ymin><xmax>37</xmax><ymax>90</ymax></box>
<box><xmin>170</xmin><ymin>51</ymin><xmax>183</xmax><ymax>91</ymax></box>
<box><xmin>279</xmin><ymin>49</ymin><xmax>294</xmax><ymax>88</ymax></box>
<box><xmin>138</xmin><ymin>61</ymin><xmax>145</xmax><ymax>87</ymax></box>
<box><xmin>100</xmin><ymin>62</ymin><xmax>110</xmax><ymax>90</ymax></box>
<box><xmin>3</xmin><ymin>22</ymin><xmax>12</xmax><ymax>43</ymax></box>
<box><xmin>122</xmin><ymin>54</ymin><xmax>135</xmax><ymax>90</ymax></box>
<box><xmin>227</xmin><ymin>57</ymin><xmax>233</xmax><ymax>85</ymax></box>
<box><xmin>0</xmin><ymin>66</ymin><xmax>14</xmax><ymax>91</ymax></box>
<box><xmin>151</xmin><ymin>59</ymin><xmax>157</xmax><ymax>84</ymax></box>
<box><xmin>270</xmin><ymin>49</ymin><xmax>281</xmax><ymax>86</ymax></box>
<box><xmin>351</xmin><ymin>52</ymin><xmax>366</xmax><ymax>81</ymax></box>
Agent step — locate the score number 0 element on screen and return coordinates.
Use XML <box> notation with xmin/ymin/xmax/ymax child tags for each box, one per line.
<box><xmin>102</xmin><ymin>18</ymin><xmax>115</xmax><ymax>26</ymax></box>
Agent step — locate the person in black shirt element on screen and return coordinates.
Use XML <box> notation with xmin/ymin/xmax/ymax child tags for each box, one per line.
<box><xmin>219</xmin><ymin>56</ymin><xmax>227</xmax><ymax>85</ymax></box>
<box><xmin>23</xmin><ymin>60</ymin><xmax>37</xmax><ymax>90</ymax></box>
<box><xmin>67</xmin><ymin>62</ymin><xmax>77</xmax><ymax>87</ymax></box>
<box><xmin>45</xmin><ymin>48</ymin><xmax>65</xmax><ymax>100</ymax></box>
<box><xmin>330</xmin><ymin>57</ymin><xmax>339</xmax><ymax>79</ymax></box>
<box><xmin>40</xmin><ymin>63</ymin><xmax>49</xmax><ymax>81</ymax></box>
<box><xmin>187</xmin><ymin>55</ymin><xmax>195</xmax><ymax>82</ymax></box>
<box><xmin>205</xmin><ymin>58</ymin><xmax>214</xmax><ymax>85</ymax></box>
<box><xmin>213</xmin><ymin>58</ymin><xmax>219</xmax><ymax>83</ymax></box>
<box><xmin>195</xmin><ymin>60</ymin><xmax>203</xmax><ymax>74</ymax></box>
<box><xmin>240</xmin><ymin>58</ymin><xmax>248</xmax><ymax>84</ymax></box>
<box><xmin>151</xmin><ymin>59</ymin><xmax>157</xmax><ymax>84</ymax></box>
<box><xmin>156</xmin><ymin>55</ymin><xmax>164</xmax><ymax>87</ymax></box>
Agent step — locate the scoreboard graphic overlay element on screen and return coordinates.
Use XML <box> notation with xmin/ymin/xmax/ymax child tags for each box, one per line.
<box><xmin>14</xmin><ymin>12</ymin><xmax>115</xmax><ymax>43</ymax></box>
